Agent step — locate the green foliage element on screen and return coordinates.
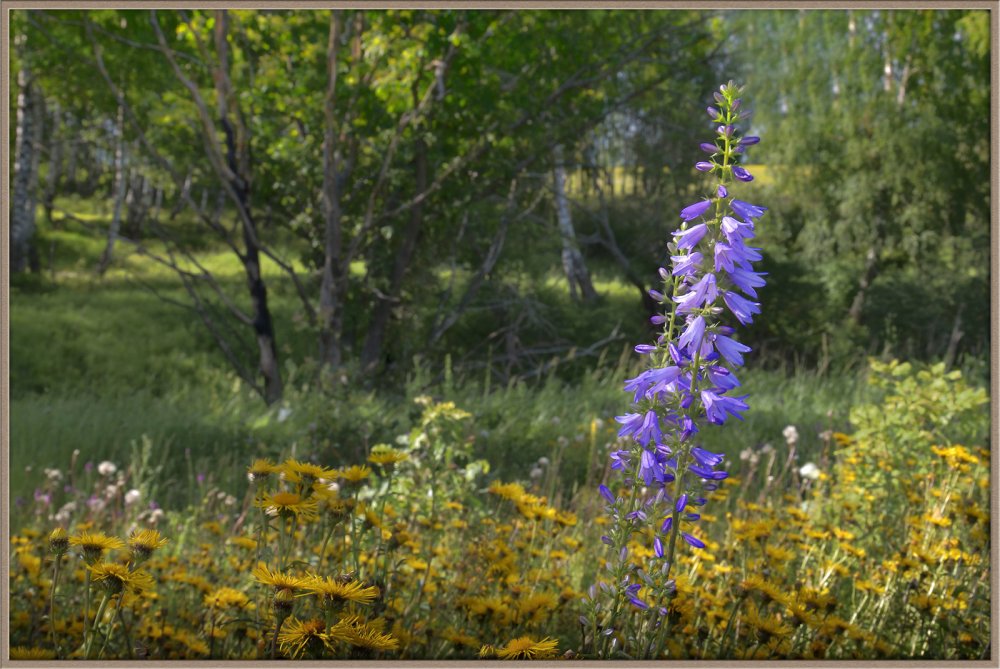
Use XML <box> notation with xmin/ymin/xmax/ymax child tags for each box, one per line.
<box><xmin>847</xmin><ymin>359</ymin><xmax>989</xmax><ymax>511</ymax></box>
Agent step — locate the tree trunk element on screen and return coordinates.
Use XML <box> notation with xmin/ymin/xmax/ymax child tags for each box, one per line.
<box><xmin>65</xmin><ymin>115</ymin><xmax>79</xmax><ymax>195</ymax></box>
<box><xmin>213</xmin><ymin>10</ymin><xmax>283</xmax><ymax>404</ymax></box>
<box><xmin>361</xmin><ymin>135</ymin><xmax>428</xmax><ymax>371</ymax></box>
<box><xmin>11</xmin><ymin>52</ymin><xmax>39</xmax><ymax>274</ymax></box>
<box><xmin>26</xmin><ymin>75</ymin><xmax>44</xmax><ymax>273</ymax></box>
<box><xmin>552</xmin><ymin>144</ymin><xmax>598</xmax><ymax>302</ymax></box>
<box><xmin>847</xmin><ymin>244</ymin><xmax>879</xmax><ymax>325</ymax></box>
<box><xmin>43</xmin><ymin>100</ymin><xmax>62</xmax><ymax>224</ymax></box>
<box><xmin>319</xmin><ymin>11</ymin><xmax>345</xmax><ymax>370</ymax></box>
<box><xmin>98</xmin><ymin>102</ymin><xmax>127</xmax><ymax>275</ymax></box>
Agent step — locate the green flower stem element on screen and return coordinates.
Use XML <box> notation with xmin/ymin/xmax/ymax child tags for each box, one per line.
<box><xmin>81</xmin><ymin>570</ymin><xmax>93</xmax><ymax>655</ymax></box>
<box><xmin>48</xmin><ymin>556</ymin><xmax>62</xmax><ymax>655</ymax></box>
<box><xmin>84</xmin><ymin>591</ymin><xmax>110</xmax><ymax>659</ymax></box>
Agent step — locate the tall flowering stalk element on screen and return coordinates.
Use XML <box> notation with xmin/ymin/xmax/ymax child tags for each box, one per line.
<box><xmin>585</xmin><ymin>81</ymin><xmax>767</xmax><ymax>659</ymax></box>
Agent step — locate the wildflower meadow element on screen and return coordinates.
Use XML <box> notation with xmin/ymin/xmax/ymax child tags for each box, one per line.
<box><xmin>7</xmin><ymin>9</ymin><xmax>993</xmax><ymax>663</ymax></box>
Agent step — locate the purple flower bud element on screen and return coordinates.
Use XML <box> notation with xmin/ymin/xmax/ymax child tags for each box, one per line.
<box><xmin>648</xmin><ymin>289</ymin><xmax>664</xmax><ymax>301</ymax></box>
<box><xmin>699</xmin><ymin>142</ymin><xmax>718</xmax><ymax>154</ymax></box>
<box><xmin>706</xmin><ymin>106</ymin><xmax>720</xmax><ymax>118</ymax></box>
<box><xmin>650</xmin><ymin>314</ymin><xmax>667</xmax><ymax>325</ymax></box>
<box><xmin>732</xmin><ymin>165</ymin><xmax>754</xmax><ymax>182</ymax></box>
<box><xmin>682</xmin><ymin>532</ymin><xmax>706</xmax><ymax>549</ymax></box>
<box><xmin>714</xmin><ymin>91</ymin><xmax>724</xmax><ymax>104</ymax></box>
<box><xmin>695</xmin><ymin>161</ymin><xmax>713</xmax><ymax>172</ymax></box>
<box><xmin>619</xmin><ymin>546</ymin><xmax>629</xmax><ymax>563</ymax></box>
<box><xmin>654</xmin><ymin>536</ymin><xmax>664</xmax><ymax>558</ymax></box>
<box><xmin>741</xmin><ymin>135</ymin><xmax>760</xmax><ymax>145</ymax></box>
<box><xmin>675</xmin><ymin>494</ymin><xmax>688</xmax><ymax>513</ymax></box>
<box><xmin>579</xmin><ymin>615</ymin><xmax>590</xmax><ymax>627</ymax></box>
<box><xmin>601</xmin><ymin>535</ymin><xmax>613</xmax><ymax>546</ymax></box>
<box><xmin>599</xmin><ymin>484</ymin><xmax>615</xmax><ymax>504</ymax></box>
<box><xmin>732</xmin><ymin>98</ymin><xmax>742</xmax><ymax>112</ymax></box>
<box><xmin>634</xmin><ymin>344</ymin><xmax>656</xmax><ymax>355</ymax></box>
<box><xmin>661</xmin><ymin>516</ymin><xmax>673</xmax><ymax>533</ymax></box>
<box><xmin>630</xmin><ymin>597</ymin><xmax>649</xmax><ymax>610</ymax></box>
<box><xmin>717</xmin><ymin>185</ymin><xmax>728</xmax><ymax>198</ymax></box>
<box><xmin>717</xmin><ymin>124</ymin><xmax>734</xmax><ymax>138</ymax></box>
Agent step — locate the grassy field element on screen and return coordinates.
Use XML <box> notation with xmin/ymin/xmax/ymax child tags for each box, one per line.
<box><xmin>12</xmin><ymin>197</ymin><xmax>861</xmax><ymax>511</ymax></box>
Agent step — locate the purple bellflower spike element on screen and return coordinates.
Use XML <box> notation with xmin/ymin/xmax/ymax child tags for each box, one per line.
<box><xmin>597</xmin><ymin>84</ymin><xmax>765</xmax><ymax>646</ymax></box>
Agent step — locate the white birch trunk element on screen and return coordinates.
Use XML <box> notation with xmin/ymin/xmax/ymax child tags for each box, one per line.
<box><xmin>553</xmin><ymin>144</ymin><xmax>597</xmax><ymax>302</ymax></box>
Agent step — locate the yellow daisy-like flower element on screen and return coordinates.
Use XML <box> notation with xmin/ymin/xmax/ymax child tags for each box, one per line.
<box><xmin>281</xmin><ymin>458</ymin><xmax>338</xmax><ymax>485</ymax></box>
<box><xmin>49</xmin><ymin>527</ymin><xmax>69</xmax><ymax>555</ymax></box>
<box><xmin>367</xmin><ymin>444</ymin><xmax>408</xmax><ymax>469</ymax></box>
<box><xmin>742</xmin><ymin>602</ymin><xmax>794</xmax><ymax>644</ymax></box>
<box><xmin>278</xmin><ymin>617</ymin><xmax>334</xmax><ymax>658</ymax></box>
<box><xmin>205</xmin><ymin>587</ymin><xmax>251</xmax><ymax>610</ymax></box>
<box><xmin>9</xmin><ymin>647</ymin><xmax>57</xmax><ymax>660</ymax></box>
<box><xmin>248</xmin><ymin>458</ymin><xmax>279</xmax><ymax>483</ymax></box>
<box><xmin>488</xmin><ymin>481</ymin><xmax>526</xmax><ymax>502</ymax></box>
<box><xmin>128</xmin><ymin>528</ymin><xmax>169</xmax><ymax>561</ymax></box>
<box><xmin>252</xmin><ymin>563</ymin><xmax>307</xmax><ymax>593</ymax></box>
<box><xmin>70</xmin><ymin>531</ymin><xmax>125</xmax><ymax>563</ymax></box>
<box><xmin>90</xmin><ymin>561</ymin><xmax>155</xmax><ymax>595</ymax></box>
<box><xmin>332</xmin><ymin>615</ymin><xmax>399</xmax><ymax>652</ymax></box>
<box><xmin>229</xmin><ymin>536</ymin><xmax>258</xmax><ymax>551</ymax></box>
<box><xmin>492</xmin><ymin>636</ymin><xmax>559</xmax><ymax>660</ymax></box>
<box><xmin>516</xmin><ymin>592</ymin><xmax>559</xmax><ymax>624</ymax></box>
<box><xmin>441</xmin><ymin>626</ymin><xmax>480</xmax><ymax>649</ymax></box>
<box><xmin>303</xmin><ymin>575</ymin><xmax>380</xmax><ymax>607</ymax></box>
<box><xmin>257</xmin><ymin>490</ymin><xmax>320</xmax><ymax>523</ymax></box>
<box><xmin>338</xmin><ymin>465</ymin><xmax>373</xmax><ymax>486</ymax></box>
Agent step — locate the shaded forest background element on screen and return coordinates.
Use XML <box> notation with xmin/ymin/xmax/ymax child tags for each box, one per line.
<box><xmin>7</xmin><ymin>9</ymin><xmax>992</xmax><ymax>503</ymax></box>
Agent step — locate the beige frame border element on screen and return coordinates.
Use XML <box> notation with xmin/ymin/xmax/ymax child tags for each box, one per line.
<box><xmin>0</xmin><ymin>2</ymin><xmax>996</xmax><ymax>667</ymax></box>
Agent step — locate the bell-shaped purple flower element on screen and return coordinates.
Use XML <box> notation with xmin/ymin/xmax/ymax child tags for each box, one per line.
<box><xmin>639</xmin><ymin>448</ymin><xmax>665</xmax><ymax>486</ymax></box>
<box><xmin>679</xmin><ymin>200</ymin><xmax>712</xmax><ymax>222</ymax></box>
<box><xmin>691</xmin><ymin>446</ymin><xmax>725</xmax><ymax>468</ymax></box>
<box><xmin>727</xmin><ymin>266</ymin><xmax>767</xmax><ymax>298</ymax></box>
<box><xmin>681</xmin><ymin>533</ymin><xmax>706</xmax><ymax>549</ymax></box>
<box><xmin>732</xmin><ymin>165</ymin><xmax>754</xmax><ymax>182</ymax></box>
<box><xmin>723</xmin><ymin>291</ymin><xmax>761</xmax><ymax>325</ymax></box>
<box><xmin>635</xmin><ymin>410</ymin><xmax>661</xmax><ymax>446</ymax></box>
<box><xmin>730</xmin><ymin>199</ymin><xmax>767</xmax><ymax>222</ymax></box>
<box><xmin>673</xmin><ymin>223</ymin><xmax>708</xmax><ymax>249</ymax></box>
<box><xmin>713</xmin><ymin>334</ymin><xmax>752</xmax><ymax>366</ymax></box>
<box><xmin>721</xmin><ymin>216</ymin><xmax>754</xmax><ymax>243</ymax></box>
<box><xmin>675</xmin><ymin>273</ymin><xmax>719</xmax><ymax>313</ymax></box>
<box><xmin>677</xmin><ymin>316</ymin><xmax>706</xmax><ymax>355</ymax></box>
